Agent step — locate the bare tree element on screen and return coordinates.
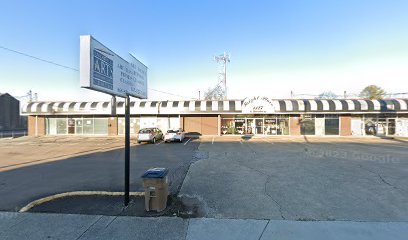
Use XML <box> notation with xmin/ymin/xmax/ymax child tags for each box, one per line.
<box><xmin>204</xmin><ymin>85</ymin><xmax>225</xmax><ymax>100</ymax></box>
<box><xmin>316</xmin><ymin>91</ymin><xmax>337</xmax><ymax>99</ymax></box>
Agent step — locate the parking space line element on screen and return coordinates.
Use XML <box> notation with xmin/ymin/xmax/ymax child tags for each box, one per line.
<box><xmin>184</xmin><ymin>138</ymin><xmax>191</xmax><ymax>145</ymax></box>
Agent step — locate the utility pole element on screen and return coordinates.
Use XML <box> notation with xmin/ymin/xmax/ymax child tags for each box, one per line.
<box><xmin>214</xmin><ymin>52</ymin><xmax>230</xmax><ymax>99</ymax></box>
<box><xmin>28</xmin><ymin>90</ymin><xmax>32</xmax><ymax>102</ymax></box>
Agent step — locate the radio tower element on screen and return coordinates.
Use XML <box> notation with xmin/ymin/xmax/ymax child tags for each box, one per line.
<box><xmin>214</xmin><ymin>52</ymin><xmax>230</xmax><ymax>99</ymax></box>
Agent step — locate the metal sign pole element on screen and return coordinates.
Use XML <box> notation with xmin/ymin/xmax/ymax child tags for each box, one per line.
<box><xmin>124</xmin><ymin>94</ymin><xmax>130</xmax><ymax>206</ymax></box>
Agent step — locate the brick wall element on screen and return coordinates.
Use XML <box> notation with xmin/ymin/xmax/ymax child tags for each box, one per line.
<box><xmin>201</xmin><ymin>117</ymin><xmax>218</xmax><ymax>135</ymax></box>
<box><xmin>183</xmin><ymin>116</ymin><xmax>218</xmax><ymax>135</ymax></box>
<box><xmin>340</xmin><ymin>116</ymin><xmax>351</xmax><ymax>136</ymax></box>
<box><xmin>289</xmin><ymin>115</ymin><xmax>301</xmax><ymax>135</ymax></box>
<box><xmin>28</xmin><ymin>116</ymin><xmax>46</xmax><ymax>136</ymax></box>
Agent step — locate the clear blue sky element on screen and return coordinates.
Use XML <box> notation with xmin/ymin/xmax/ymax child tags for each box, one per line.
<box><xmin>1</xmin><ymin>0</ymin><xmax>408</xmax><ymax>102</ymax></box>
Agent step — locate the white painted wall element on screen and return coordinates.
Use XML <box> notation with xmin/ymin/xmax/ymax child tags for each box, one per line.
<box><xmin>396</xmin><ymin>119</ymin><xmax>408</xmax><ymax>136</ymax></box>
<box><xmin>351</xmin><ymin>118</ymin><xmax>363</xmax><ymax>136</ymax></box>
<box><xmin>315</xmin><ymin>118</ymin><xmax>325</xmax><ymax>136</ymax></box>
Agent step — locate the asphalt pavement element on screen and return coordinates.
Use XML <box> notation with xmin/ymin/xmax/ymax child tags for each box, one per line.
<box><xmin>179</xmin><ymin>136</ymin><xmax>408</xmax><ymax>221</ymax></box>
<box><xmin>1</xmin><ymin>136</ymin><xmax>408</xmax><ymax>223</ymax></box>
<box><xmin>0</xmin><ymin>137</ymin><xmax>199</xmax><ymax>211</ymax></box>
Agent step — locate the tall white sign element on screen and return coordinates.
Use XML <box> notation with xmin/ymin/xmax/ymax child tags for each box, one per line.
<box><xmin>80</xmin><ymin>35</ymin><xmax>147</xmax><ymax>99</ymax></box>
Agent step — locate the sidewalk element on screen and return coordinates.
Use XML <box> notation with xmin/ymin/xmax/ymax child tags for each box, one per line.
<box><xmin>1</xmin><ymin>212</ymin><xmax>407</xmax><ymax>240</ymax></box>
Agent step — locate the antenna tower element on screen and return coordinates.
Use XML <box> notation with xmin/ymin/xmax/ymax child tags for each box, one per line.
<box><xmin>214</xmin><ymin>52</ymin><xmax>230</xmax><ymax>99</ymax></box>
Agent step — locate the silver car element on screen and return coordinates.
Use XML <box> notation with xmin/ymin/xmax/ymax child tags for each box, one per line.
<box><xmin>137</xmin><ymin>128</ymin><xmax>163</xmax><ymax>144</ymax></box>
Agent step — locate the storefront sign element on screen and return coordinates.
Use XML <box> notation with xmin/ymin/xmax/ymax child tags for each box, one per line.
<box><xmin>80</xmin><ymin>35</ymin><xmax>147</xmax><ymax>99</ymax></box>
<box><xmin>264</xmin><ymin>119</ymin><xmax>276</xmax><ymax>124</ymax></box>
<box><xmin>242</xmin><ymin>96</ymin><xmax>275</xmax><ymax>114</ymax></box>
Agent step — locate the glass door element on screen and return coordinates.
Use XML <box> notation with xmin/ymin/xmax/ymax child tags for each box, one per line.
<box><xmin>387</xmin><ymin>119</ymin><xmax>396</xmax><ymax>135</ymax></box>
<box><xmin>68</xmin><ymin>118</ymin><xmax>75</xmax><ymax>134</ymax></box>
<box><xmin>255</xmin><ymin>119</ymin><xmax>263</xmax><ymax>134</ymax></box>
<box><xmin>75</xmin><ymin>118</ymin><xmax>83</xmax><ymax>135</ymax></box>
<box><xmin>246</xmin><ymin>119</ymin><xmax>254</xmax><ymax>134</ymax></box>
<box><xmin>377</xmin><ymin>118</ymin><xmax>386</xmax><ymax>136</ymax></box>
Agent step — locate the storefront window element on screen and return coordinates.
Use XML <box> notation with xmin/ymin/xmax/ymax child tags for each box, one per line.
<box><xmin>264</xmin><ymin>119</ymin><xmax>276</xmax><ymax>135</ymax></box>
<box><xmin>277</xmin><ymin>119</ymin><xmax>289</xmax><ymax>135</ymax></box>
<box><xmin>118</xmin><ymin>118</ymin><xmax>125</xmax><ymax>135</ymax></box>
<box><xmin>234</xmin><ymin>119</ymin><xmax>245</xmax><ymax>134</ymax></box>
<box><xmin>119</xmin><ymin>117</ymin><xmax>175</xmax><ymax>135</ymax></box>
<box><xmin>325</xmin><ymin>119</ymin><xmax>339</xmax><ymax>135</ymax></box>
<box><xmin>56</xmin><ymin>118</ymin><xmax>67</xmax><ymax>134</ymax></box>
<box><xmin>221</xmin><ymin>119</ymin><xmax>234</xmax><ymax>134</ymax></box>
<box><xmin>301</xmin><ymin>118</ymin><xmax>315</xmax><ymax>135</ymax></box>
<box><xmin>83</xmin><ymin>119</ymin><xmax>94</xmax><ymax>135</ymax></box>
<box><xmin>94</xmin><ymin>118</ymin><xmax>108</xmax><ymax>134</ymax></box>
<box><xmin>364</xmin><ymin>118</ymin><xmax>377</xmax><ymax>135</ymax></box>
<box><xmin>220</xmin><ymin>116</ymin><xmax>289</xmax><ymax>135</ymax></box>
<box><xmin>47</xmin><ymin>118</ymin><xmax>57</xmax><ymax>135</ymax></box>
<box><xmin>362</xmin><ymin>115</ymin><xmax>398</xmax><ymax>136</ymax></box>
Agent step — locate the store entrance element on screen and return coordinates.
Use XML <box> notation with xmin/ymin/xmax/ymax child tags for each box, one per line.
<box><xmin>245</xmin><ymin>119</ymin><xmax>263</xmax><ymax>134</ymax></box>
<box><xmin>68</xmin><ymin>118</ymin><xmax>75</xmax><ymax>134</ymax></box>
<box><xmin>387</xmin><ymin>119</ymin><xmax>396</xmax><ymax>135</ymax></box>
<box><xmin>221</xmin><ymin>116</ymin><xmax>290</xmax><ymax>135</ymax></box>
<box><xmin>246</xmin><ymin>119</ymin><xmax>254</xmax><ymax>134</ymax></box>
<box><xmin>255</xmin><ymin>119</ymin><xmax>263</xmax><ymax>134</ymax></box>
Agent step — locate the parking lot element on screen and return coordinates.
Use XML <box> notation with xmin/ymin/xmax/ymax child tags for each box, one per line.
<box><xmin>180</xmin><ymin>136</ymin><xmax>408</xmax><ymax>221</ymax></box>
<box><xmin>0</xmin><ymin>135</ymin><xmax>407</xmax><ymax>221</ymax></box>
<box><xmin>0</xmin><ymin>136</ymin><xmax>199</xmax><ymax>211</ymax></box>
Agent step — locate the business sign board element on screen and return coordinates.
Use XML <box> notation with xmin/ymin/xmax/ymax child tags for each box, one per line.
<box><xmin>80</xmin><ymin>35</ymin><xmax>147</xmax><ymax>99</ymax></box>
<box><xmin>242</xmin><ymin>96</ymin><xmax>275</xmax><ymax>114</ymax></box>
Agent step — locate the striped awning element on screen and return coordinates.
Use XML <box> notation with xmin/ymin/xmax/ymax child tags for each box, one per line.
<box><xmin>21</xmin><ymin>99</ymin><xmax>408</xmax><ymax>115</ymax></box>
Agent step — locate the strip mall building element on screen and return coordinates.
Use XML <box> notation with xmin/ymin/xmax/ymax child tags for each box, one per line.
<box><xmin>22</xmin><ymin>97</ymin><xmax>408</xmax><ymax>137</ymax></box>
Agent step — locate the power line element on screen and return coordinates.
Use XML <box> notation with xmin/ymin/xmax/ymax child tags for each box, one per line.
<box><xmin>148</xmin><ymin>88</ymin><xmax>196</xmax><ymax>100</ymax></box>
<box><xmin>0</xmin><ymin>45</ymin><xmax>79</xmax><ymax>71</ymax></box>
<box><xmin>292</xmin><ymin>92</ymin><xmax>408</xmax><ymax>99</ymax></box>
<box><xmin>0</xmin><ymin>45</ymin><xmax>196</xmax><ymax>100</ymax></box>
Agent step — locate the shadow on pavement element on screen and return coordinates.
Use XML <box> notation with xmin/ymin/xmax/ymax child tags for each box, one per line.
<box><xmin>378</xmin><ymin>136</ymin><xmax>408</xmax><ymax>144</ymax></box>
<box><xmin>0</xmin><ymin>139</ymin><xmax>200</xmax><ymax>212</ymax></box>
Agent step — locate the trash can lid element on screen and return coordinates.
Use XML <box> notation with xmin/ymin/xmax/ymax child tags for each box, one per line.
<box><xmin>141</xmin><ymin>168</ymin><xmax>169</xmax><ymax>178</ymax></box>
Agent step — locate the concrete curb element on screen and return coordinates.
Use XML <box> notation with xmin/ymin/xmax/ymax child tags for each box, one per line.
<box><xmin>19</xmin><ymin>191</ymin><xmax>145</xmax><ymax>212</ymax></box>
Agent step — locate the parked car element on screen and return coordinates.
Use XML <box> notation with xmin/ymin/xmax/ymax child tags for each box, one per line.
<box><xmin>137</xmin><ymin>128</ymin><xmax>163</xmax><ymax>144</ymax></box>
<box><xmin>164</xmin><ymin>128</ymin><xmax>185</xmax><ymax>143</ymax></box>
